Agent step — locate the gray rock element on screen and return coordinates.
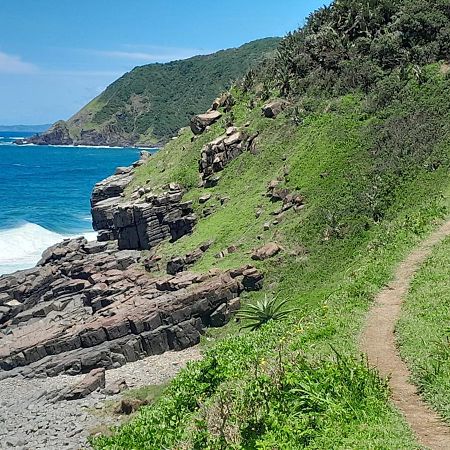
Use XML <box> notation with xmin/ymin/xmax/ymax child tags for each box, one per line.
<box><xmin>262</xmin><ymin>100</ymin><xmax>290</xmax><ymax>118</ymax></box>
<box><xmin>190</xmin><ymin>110</ymin><xmax>222</xmax><ymax>135</ymax></box>
<box><xmin>60</xmin><ymin>368</ymin><xmax>106</xmax><ymax>400</ymax></box>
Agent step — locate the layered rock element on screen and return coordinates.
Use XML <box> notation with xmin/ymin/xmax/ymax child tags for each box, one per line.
<box><xmin>0</xmin><ymin>116</ymin><xmax>270</xmax><ymax>383</ymax></box>
<box><xmin>166</xmin><ymin>241</ymin><xmax>213</xmax><ymax>275</ymax></box>
<box><xmin>92</xmin><ymin>184</ymin><xmax>196</xmax><ymax>251</ymax></box>
<box><xmin>199</xmin><ymin>128</ymin><xmax>258</xmax><ymax>186</ymax></box>
<box><xmin>0</xmin><ymin>236</ymin><xmax>263</xmax><ymax>379</ymax></box>
<box><xmin>91</xmin><ymin>153</ymin><xmax>196</xmax><ymax>250</ymax></box>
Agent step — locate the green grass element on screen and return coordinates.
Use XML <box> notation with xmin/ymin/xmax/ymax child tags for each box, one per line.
<box><xmin>122</xmin><ymin>383</ymin><xmax>168</xmax><ymax>404</ymax></box>
<box><xmin>92</xmin><ymin>66</ymin><xmax>450</xmax><ymax>449</ymax></box>
<box><xmin>397</xmin><ymin>235</ymin><xmax>450</xmax><ymax>422</ymax></box>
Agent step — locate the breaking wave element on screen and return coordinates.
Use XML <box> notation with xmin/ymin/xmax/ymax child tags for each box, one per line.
<box><xmin>0</xmin><ymin>222</ymin><xmax>96</xmax><ymax>275</ymax></box>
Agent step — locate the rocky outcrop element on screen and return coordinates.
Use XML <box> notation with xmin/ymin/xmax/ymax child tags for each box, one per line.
<box><xmin>199</xmin><ymin>128</ymin><xmax>259</xmax><ymax>186</ymax></box>
<box><xmin>0</xmin><ymin>235</ymin><xmax>263</xmax><ymax>379</ymax></box>
<box><xmin>92</xmin><ymin>184</ymin><xmax>196</xmax><ymax>251</ymax></box>
<box><xmin>267</xmin><ymin>180</ymin><xmax>305</xmax><ymax>213</ymax></box>
<box><xmin>0</xmin><ymin>120</ymin><xmax>269</xmax><ymax>382</ymax></box>
<box><xmin>90</xmin><ymin>153</ymin><xmax>196</xmax><ymax>251</ymax></box>
<box><xmin>211</xmin><ymin>93</ymin><xmax>234</xmax><ymax>112</ymax></box>
<box><xmin>166</xmin><ymin>241</ymin><xmax>213</xmax><ymax>275</ymax></box>
<box><xmin>19</xmin><ymin>121</ymin><xmax>73</xmax><ymax>146</ymax></box>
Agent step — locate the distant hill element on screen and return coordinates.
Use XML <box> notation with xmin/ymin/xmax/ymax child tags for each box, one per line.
<box><xmin>0</xmin><ymin>124</ymin><xmax>51</xmax><ymax>132</ymax></box>
<box><xmin>27</xmin><ymin>38</ymin><xmax>280</xmax><ymax>147</ymax></box>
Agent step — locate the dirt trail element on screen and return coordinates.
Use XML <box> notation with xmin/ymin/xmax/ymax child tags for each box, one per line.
<box><xmin>361</xmin><ymin>220</ymin><xmax>450</xmax><ymax>450</ymax></box>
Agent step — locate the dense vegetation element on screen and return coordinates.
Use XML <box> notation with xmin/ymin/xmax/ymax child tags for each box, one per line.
<box><xmin>93</xmin><ymin>0</ymin><xmax>450</xmax><ymax>448</ymax></box>
<box><xmin>62</xmin><ymin>38</ymin><xmax>279</xmax><ymax>146</ymax></box>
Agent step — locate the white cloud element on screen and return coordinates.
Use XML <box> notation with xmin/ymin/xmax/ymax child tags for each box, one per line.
<box><xmin>88</xmin><ymin>45</ymin><xmax>212</xmax><ymax>63</ymax></box>
<box><xmin>0</xmin><ymin>51</ymin><xmax>38</xmax><ymax>74</ymax></box>
<box><xmin>46</xmin><ymin>69</ymin><xmax>122</xmax><ymax>77</ymax></box>
<box><xmin>99</xmin><ymin>50</ymin><xmax>168</xmax><ymax>60</ymax></box>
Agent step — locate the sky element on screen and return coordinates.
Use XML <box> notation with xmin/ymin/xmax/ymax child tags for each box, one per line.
<box><xmin>0</xmin><ymin>0</ymin><xmax>328</xmax><ymax>125</ymax></box>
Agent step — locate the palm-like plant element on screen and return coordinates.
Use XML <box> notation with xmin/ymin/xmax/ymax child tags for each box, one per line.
<box><xmin>236</xmin><ymin>295</ymin><xmax>296</xmax><ymax>331</ymax></box>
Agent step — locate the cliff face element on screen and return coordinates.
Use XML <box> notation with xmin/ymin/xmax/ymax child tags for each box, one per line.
<box><xmin>22</xmin><ymin>38</ymin><xmax>280</xmax><ymax>148</ymax></box>
<box><xmin>21</xmin><ymin>120</ymin><xmax>72</xmax><ymax>146</ymax></box>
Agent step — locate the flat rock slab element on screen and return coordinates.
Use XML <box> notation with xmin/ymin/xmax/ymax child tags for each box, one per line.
<box><xmin>61</xmin><ymin>368</ymin><xmax>106</xmax><ymax>401</ymax></box>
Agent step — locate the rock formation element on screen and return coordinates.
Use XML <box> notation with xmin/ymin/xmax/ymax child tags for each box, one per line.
<box><xmin>0</xmin><ymin>149</ymin><xmax>264</xmax><ymax>381</ymax></box>
<box><xmin>252</xmin><ymin>242</ymin><xmax>282</xmax><ymax>261</ymax></box>
<box><xmin>0</xmin><ymin>233</ymin><xmax>263</xmax><ymax>380</ymax></box>
<box><xmin>19</xmin><ymin>121</ymin><xmax>73</xmax><ymax>146</ymax></box>
<box><xmin>190</xmin><ymin>110</ymin><xmax>223</xmax><ymax>135</ymax></box>
<box><xmin>91</xmin><ymin>153</ymin><xmax>196</xmax><ymax>250</ymax></box>
<box><xmin>199</xmin><ymin>127</ymin><xmax>259</xmax><ymax>186</ymax></box>
<box><xmin>0</xmin><ymin>99</ymin><xmax>277</xmax><ymax>383</ymax></box>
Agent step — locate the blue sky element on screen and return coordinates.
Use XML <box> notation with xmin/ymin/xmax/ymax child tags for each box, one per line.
<box><xmin>0</xmin><ymin>0</ymin><xmax>327</xmax><ymax>125</ymax></box>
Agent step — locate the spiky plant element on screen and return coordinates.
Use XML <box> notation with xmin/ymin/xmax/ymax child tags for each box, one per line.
<box><xmin>236</xmin><ymin>295</ymin><xmax>297</xmax><ymax>331</ymax></box>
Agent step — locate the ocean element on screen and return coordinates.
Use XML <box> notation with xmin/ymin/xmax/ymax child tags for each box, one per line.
<box><xmin>0</xmin><ymin>131</ymin><xmax>145</xmax><ymax>275</ymax></box>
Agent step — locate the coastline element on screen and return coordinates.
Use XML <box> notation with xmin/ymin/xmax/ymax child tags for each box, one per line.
<box><xmin>13</xmin><ymin>142</ymin><xmax>159</xmax><ymax>150</ymax></box>
<box><xmin>0</xmin><ymin>139</ymin><xmax>144</xmax><ymax>275</ymax></box>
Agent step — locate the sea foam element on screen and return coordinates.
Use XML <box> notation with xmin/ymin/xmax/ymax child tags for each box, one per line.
<box><xmin>0</xmin><ymin>222</ymin><xmax>96</xmax><ymax>275</ymax></box>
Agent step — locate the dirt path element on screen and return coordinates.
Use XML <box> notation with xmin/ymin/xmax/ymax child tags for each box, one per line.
<box><xmin>360</xmin><ymin>220</ymin><xmax>450</xmax><ymax>450</ymax></box>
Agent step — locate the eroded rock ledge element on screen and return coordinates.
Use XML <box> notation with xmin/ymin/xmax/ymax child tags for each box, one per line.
<box><xmin>91</xmin><ymin>154</ymin><xmax>196</xmax><ymax>250</ymax></box>
<box><xmin>0</xmin><ymin>235</ymin><xmax>262</xmax><ymax>379</ymax></box>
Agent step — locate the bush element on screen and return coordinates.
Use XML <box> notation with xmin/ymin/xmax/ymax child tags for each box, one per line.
<box><xmin>236</xmin><ymin>295</ymin><xmax>297</xmax><ymax>331</ymax></box>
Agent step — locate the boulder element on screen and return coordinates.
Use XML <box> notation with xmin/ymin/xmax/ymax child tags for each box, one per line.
<box><xmin>211</xmin><ymin>93</ymin><xmax>233</xmax><ymax>111</ymax></box>
<box><xmin>199</xmin><ymin>194</ymin><xmax>212</xmax><ymax>204</ymax></box>
<box><xmin>61</xmin><ymin>368</ymin><xmax>105</xmax><ymax>400</ymax></box>
<box><xmin>105</xmin><ymin>378</ymin><xmax>128</xmax><ymax>396</ymax></box>
<box><xmin>262</xmin><ymin>100</ymin><xmax>290</xmax><ymax>118</ymax></box>
<box><xmin>190</xmin><ymin>111</ymin><xmax>222</xmax><ymax>135</ymax></box>
<box><xmin>252</xmin><ymin>242</ymin><xmax>282</xmax><ymax>261</ymax></box>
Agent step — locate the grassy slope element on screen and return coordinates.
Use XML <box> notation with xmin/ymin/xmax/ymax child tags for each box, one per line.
<box><xmin>66</xmin><ymin>38</ymin><xmax>280</xmax><ymax>145</ymax></box>
<box><xmin>93</xmin><ymin>66</ymin><xmax>450</xmax><ymax>449</ymax></box>
<box><xmin>397</xmin><ymin>235</ymin><xmax>450</xmax><ymax>422</ymax></box>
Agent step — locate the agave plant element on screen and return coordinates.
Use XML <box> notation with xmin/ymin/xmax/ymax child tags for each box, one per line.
<box><xmin>236</xmin><ymin>295</ymin><xmax>296</xmax><ymax>331</ymax></box>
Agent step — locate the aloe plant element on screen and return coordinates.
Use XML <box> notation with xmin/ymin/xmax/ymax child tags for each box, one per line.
<box><xmin>236</xmin><ymin>295</ymin><xmax>296</xmax><ymax>331</ymax></box>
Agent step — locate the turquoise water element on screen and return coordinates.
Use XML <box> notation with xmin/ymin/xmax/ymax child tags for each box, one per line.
<box><xmin>0</xmin><ymin>132</ymin><xmax>146</xmax><ymax>274</ymax></box>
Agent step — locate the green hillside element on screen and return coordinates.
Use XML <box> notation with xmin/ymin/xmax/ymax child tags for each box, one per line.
<box><xmin>29</xmin><ymin>38</ymin><xmax>280</xmax><ymax>147</ymax></box>
<box><xmin>93</xmin><ymin>0</ymin><xmax>450</xmax><ymax>448</ymax></box>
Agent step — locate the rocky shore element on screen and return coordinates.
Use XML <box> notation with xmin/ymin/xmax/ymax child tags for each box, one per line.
<box><xmin>0</xmin><ymin>98</ymin><xmax>273</xmax><ymax>448</ymax></box>
<box><xmin>0</xmin><ymin>148</ymin><xmax>263</xmax><ymax>380</ymax></box>
<box><xmin>0</xmin><ymin>346</ymin><xmax>200</xmax><ymax>449</ymax></box>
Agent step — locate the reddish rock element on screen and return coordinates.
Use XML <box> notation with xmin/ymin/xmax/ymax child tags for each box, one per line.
<box><xmin>62</xmin><ymin>368</ymin><xmax>105</xmax><ymax>400</ymax></box>
<box><xmin>252</xmin><ymin>243</ymin><xmax>282</xmax><ymax>261</ymax></box>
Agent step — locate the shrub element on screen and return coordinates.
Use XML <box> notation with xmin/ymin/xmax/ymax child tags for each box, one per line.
<box><xmin>236</xmin><ymin>295</ymin><xmax>297</xmax><ymax>331</ymax></box>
